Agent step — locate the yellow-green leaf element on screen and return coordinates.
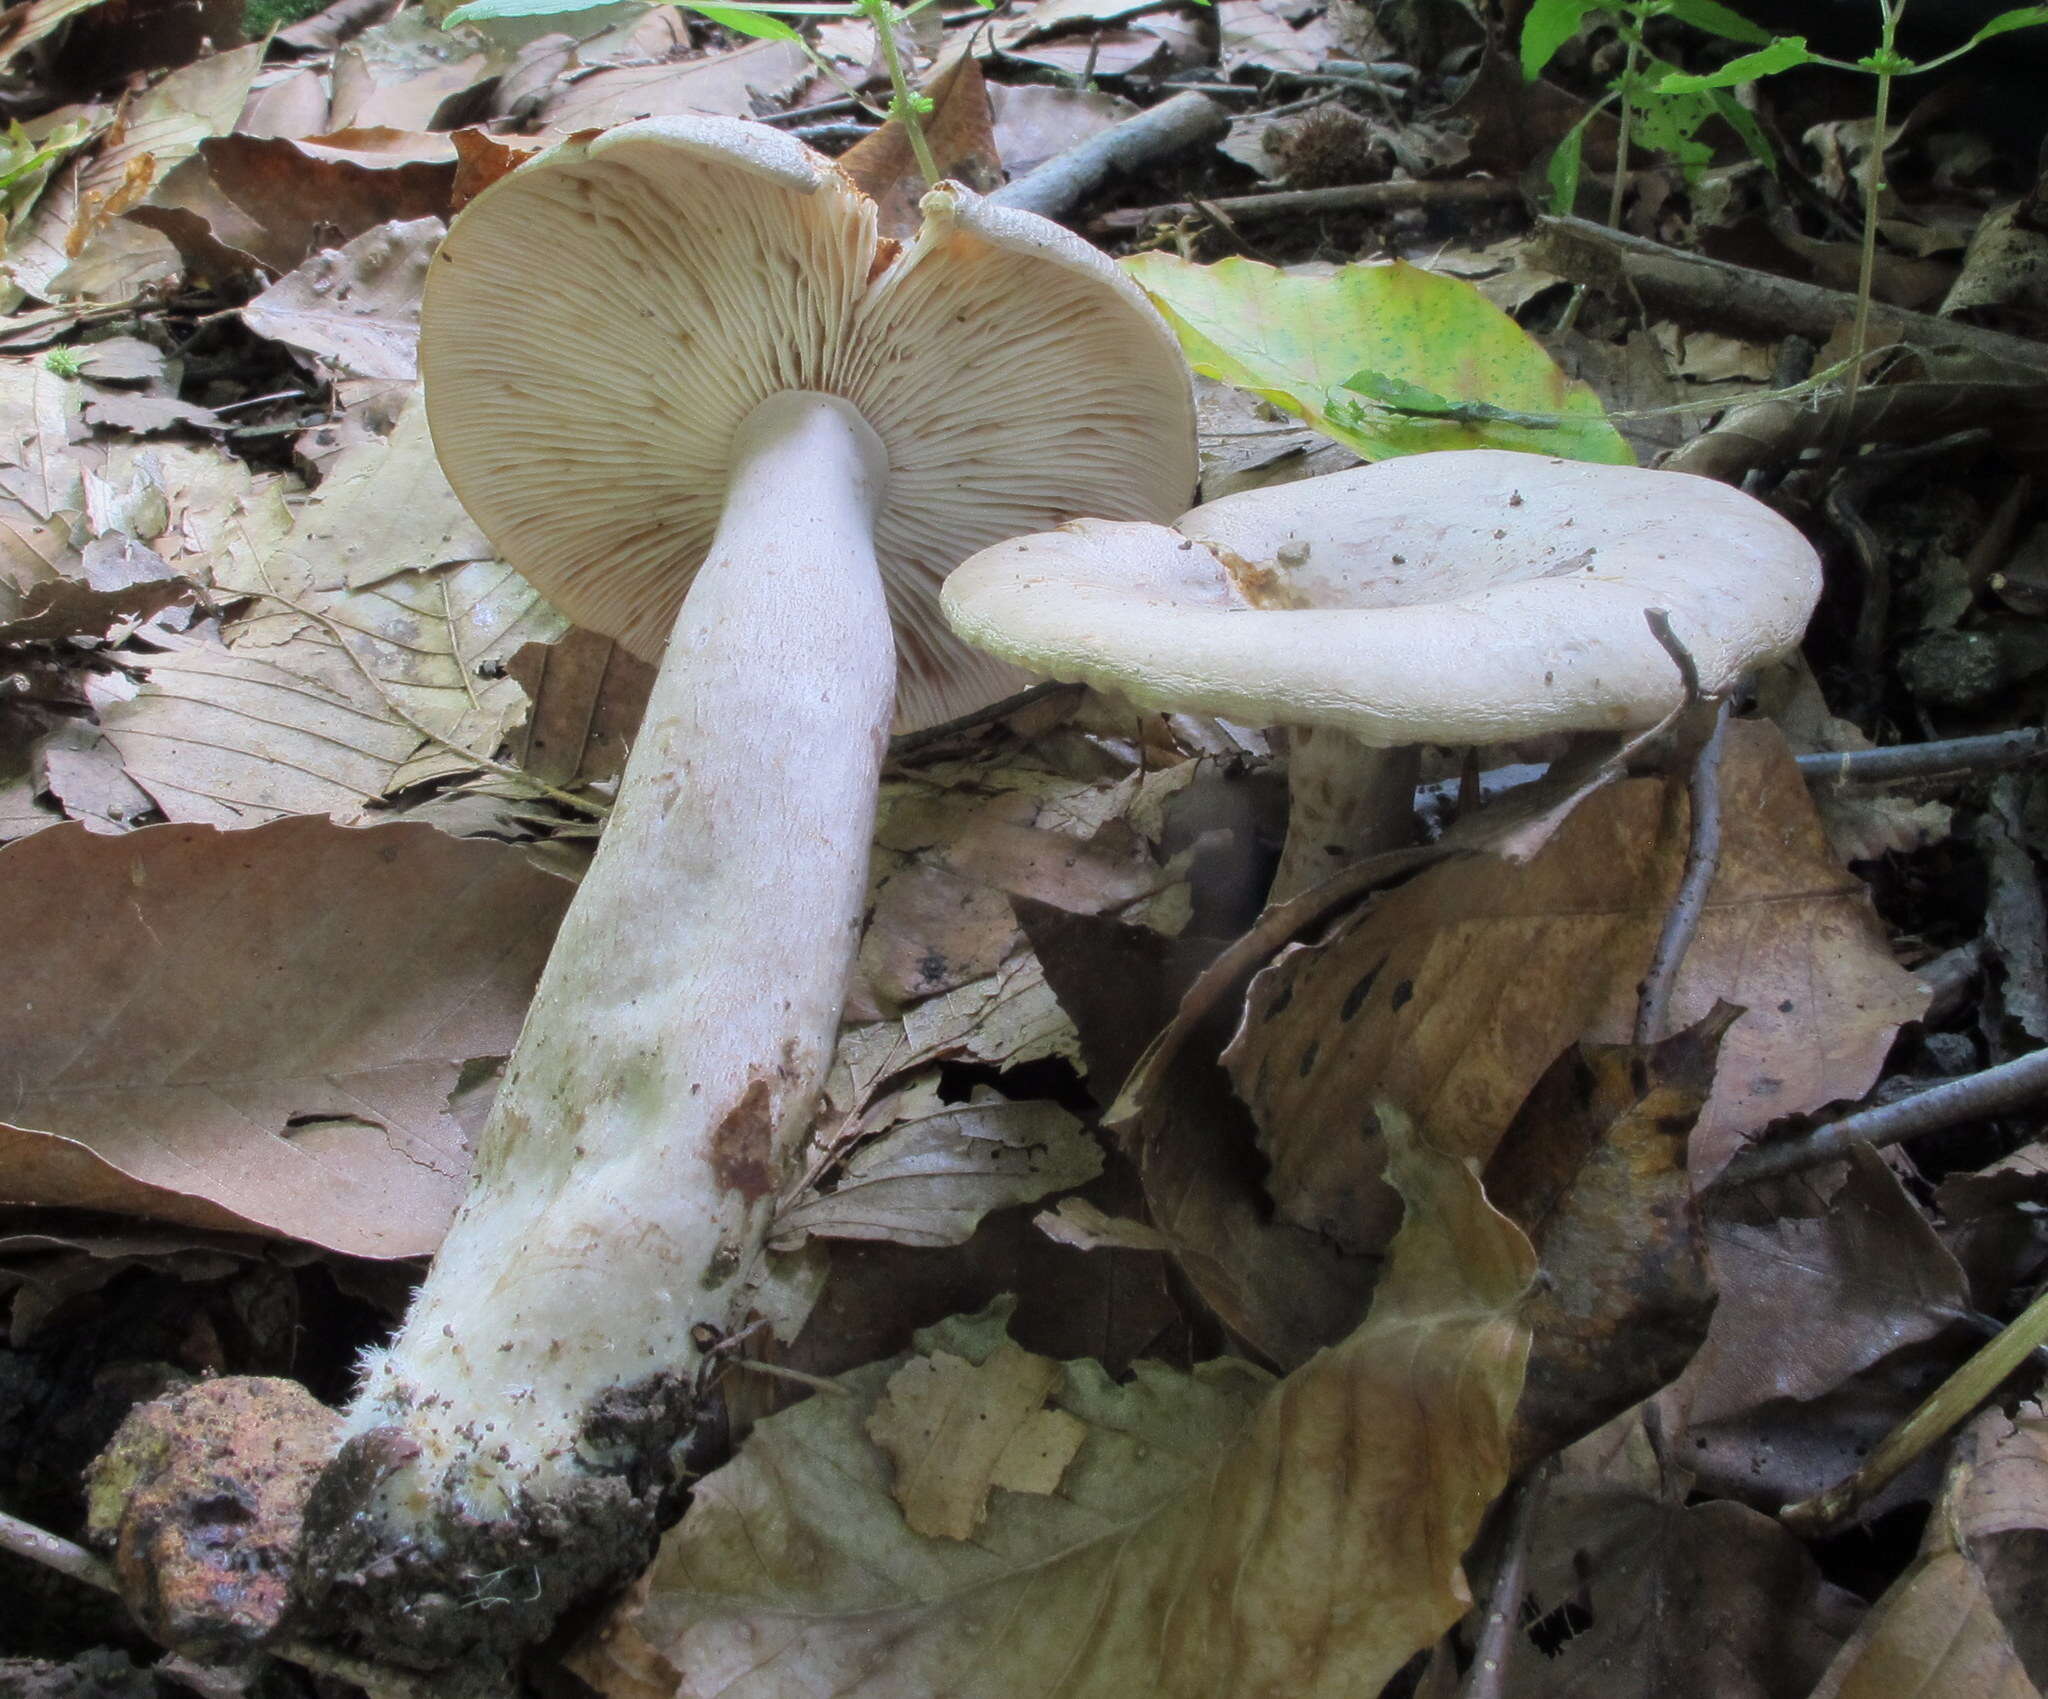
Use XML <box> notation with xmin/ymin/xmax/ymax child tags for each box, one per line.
<box><xmin>1123</xmin><ymin>253</ymin><xmax>1633</xmax><ymax>465</ymax></box>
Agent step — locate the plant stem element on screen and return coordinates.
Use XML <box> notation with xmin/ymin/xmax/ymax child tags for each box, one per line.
<box><xmin>863</xmin><ymin>0</ymin><xmax>941</xmax><ymax>186</ymax></box>
<box><xmin>1835</xmin><ymin>0</ymin><xmax>1905</xmax><ymax>456</ymax></box>
<box><xmin>1607</xmin><ymin>33</ymin><xmax>1641</xmax><ymax>230</ymax></box>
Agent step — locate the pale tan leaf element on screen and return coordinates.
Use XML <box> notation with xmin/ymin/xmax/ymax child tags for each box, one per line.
<box><xmin>0</xmin><ymin>815</ymin><xmax>571</xmax><ymax>1256</ymax></box>
<box><xmin>575</xmin><ymin>1116</ymin><xmax>1534</xmax><ymax>1699</ymax></box>
<box><xmin>239</xmin><ymin>216</ymin><xmax>442</xmax><ymax>381</ymax></box>
<box><xmin>7</xmin><ymin>45</ymin><xmax>264</xmax><ymax>301</ymax></box>
<box><xmin>99</xmin><ymin>634</ymin><xmax>422</xmax><ymax>826</ymax></box>
<box><xmin>772</xmin><ymin>1080</ymin><xmax>1101</xmax><ymax>1251</ymax></box>
<box><xmin>1035</xmin><ymin>1196</ymin><xmax>1172</xmax><ymax>1252</ymax></box>
<box><xmin>867</xmin><ymin>1341</ymin><xmax>1087</xmax><ymax>1539</ymax></box>
<box><xmin>1810</xmin><ymin>1551</ymin><xmax>2040</xmax><ymax>1699</ymax></box>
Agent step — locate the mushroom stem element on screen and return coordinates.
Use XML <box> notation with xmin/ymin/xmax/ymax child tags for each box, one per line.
<box><xmin>305</xmin><ymin>393</ymin><xmax>895</xmax><ymax>1653</ymax></box>
<box><xmin>1269</xmin><ymin>729</ymin><xmax>1421</xmax><ymax>903</ymax></box>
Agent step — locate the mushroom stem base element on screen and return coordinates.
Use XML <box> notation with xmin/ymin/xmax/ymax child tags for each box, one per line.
<box><xmin>297</xmin><ymin>392</ymin><xmax>896</xmax><ymax>1675</ymax></box>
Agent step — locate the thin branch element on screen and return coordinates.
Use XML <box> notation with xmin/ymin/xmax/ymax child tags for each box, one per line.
<box><xmin>1797</xmin><ymin>727</ymin><xmax>2048</xmax><ymax>788</ymax></box>
<box><xmin>1462</xmin><ymin>1465</ymin><xmax>1548</xmax><ymax>1699</ymax></box>
<box><xmin>0</xmin><ymin>1507</ymin><xmax>118</xmax><ymax>1594</ymax></box>
<box><xmin>1636</xmin><ymin>698</ymin><xmax>1731</xmax><ymax>1046</ymax></box>
<box><xmin>1712</xmin><ymin>1045</ymin><xmax>2048</xmax><ymax>1191</ymax></box>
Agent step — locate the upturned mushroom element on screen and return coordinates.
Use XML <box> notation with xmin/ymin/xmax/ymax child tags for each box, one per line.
<box><xmin>941</xmin><ymin>451</ymin><xmax>1822</xmax><ymax>899</ymax></box>
<box><xmin>297</xmin><ymin>116</ymin><xmax>1194</xmax><ymax>1667</ymax></box>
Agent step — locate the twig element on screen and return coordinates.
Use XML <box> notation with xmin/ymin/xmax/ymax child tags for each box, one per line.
<box><xmin>1634</xmin><ymin>610</ymin><xmax>1728</xmax><ymax>1046</ymax></box>
<box><xmin>1795</xmin><ymin>728</ymin><xmax>2048</xmax><ymax>788</ymax></box>
<box><xmin>760</xmin><ymin>95</ymin><xmax>862</xmax><ymax>124</ymax></box>
<box><xmin>0</xmin><ymin>1508</ymin><xmax>118</xmax><ymax>1594</ymax></box>
<box><xmin>1092</xmin><ymin>175</ymin><xmax>1521</xmax><ymax>234</ymax></box>
<box><xmin>1529</xmin><ymin>215</ymin><xmax>2048</xmax><ymax>374</ymax></box>
<box><xmin>1712</xmin><ymin>1045</ymin><xmax>2048</xmax><ymax>1191</ymax></box>
<box><xmin>990</xmin><ymin>92</ymin><xmax>1230</xmax><ymax>221</ymax></box>
<box><xmin>1462</xmin><ymin>1465</ymin><xmax>1548</xmax><ymax>1699</ymax></box>
<box><xmin>1781</xmin><ymin>1273</ymin><xmax>2048</xmax><ymax>1537</ymax></box>
<box><xmin>1636</xmin><ymin>699</ymin><xmax>1729</xmax><ymax>1046</ymax></box>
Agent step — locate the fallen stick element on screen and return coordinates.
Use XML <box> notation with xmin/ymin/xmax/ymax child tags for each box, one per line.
<box><xmin>1531</xmin><ymin>215</ymin><xmax>2048</xmax><ymax>374</ymax></box>
<box><xmin>990</xmin><ymin>91</ymin><xmax>1229</xmax><ymax>221</ymax></box>
<box><xmin>1710</xmin><ymin>1045</ymin><xmax>2048</xmax><ymax>1190</ymax></box>
<box><xmin>1090</xmin><ymin>175</ymin><xmax>1523</xmax><ymax>234</ymax></box>
<box><xmin>1795</xmin><ymin>727</ymin><xmax>2048</xmax><ymax>787</ymax></box>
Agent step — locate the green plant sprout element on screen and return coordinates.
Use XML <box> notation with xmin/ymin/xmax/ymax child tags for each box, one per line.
<box><xmin>1522</xmin><ymin>0</ymin><xmax>2046</xmax><ymax>444</ymax></box>
<box><xmin>443</xmin><ymin>0</ymin><xmax>986</xmax><ymax>187</ymax></box>
<box><xmin>41</xmin><ymin>346</ymin><xmax>83</xmax><ymax>378</ymax></box>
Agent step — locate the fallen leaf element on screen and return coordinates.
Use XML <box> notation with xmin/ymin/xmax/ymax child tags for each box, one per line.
<box><xmin>1485</xmin><ymin>1008</ymin><xmax>1731</xmax><ymax>1465</ymax></box>
<box><xmin>1224</xmin><ymin>720</ymin><xmax>1930</xmax><ymax>1255</ymax></box>
<box><xmin>1034</xmin><ymin>1196</ymin><xmax>1171</xmax><ymax>1251</ymax></box>
<box><xmin>987</xmin><ymin>83</ymin><xmax>1137</xmax><ymax>178</ymax></box>
<box><xmin>1674</xmin><ymin>1144</ymin><xmax>1971</xmax><ymax>1430</ymax></box>
<box><xmin>1123</xmin><ymin>252</ymin><xmax>1632</xmax><ymax>466</ymax></box>
<box><xmin>239</xmin><ymin>216</ymin><xmax>442</xmax><ymax>380</ymax></box>
<box><xmin>538</xmin><ymin>39</ymin><xmax>812</xmax><ymax>132</ymax></box>
<box><xmin>1219</xmin><ymin>0</ymin><xmax>1335</xmax><ymax>74</ymax></box>
<box><xmin>6</xmin><ymin>44</ymin><xmax>264</xmax><ymax>302</ymax></box>
<box><xmin>771</xmin><ymin>1079</ymin><xmax>1102</xmax><ymax>1251</ymax></box>
<box><xmin>866</xmin><ymin>1339</ymin><xmax>1088</xmax><ymax>1538</ymax></box>
<box><xmin>838</xmin><ymin>55</ymin><xmax>1000</xmax><ymax>240</ymax></box>
<box><xmin>576</xmin><ymin>1113</ymin><xmax>1533</xmax><ymax>1698</ymax></box>
<box><xmin>1503</xmin><ymin>1493</ymin><xmax>1863</xmax><ymax>1696</ymax></box>
<box><xmin>0</xmin><ymin>814</ymin><xmax>572</xmax><ymax>1256</ymax></box>
<box><xmin>1809</xmin><ymin>1551</ymin><xmax>2039</xmax><ymax>1699</ymax></box>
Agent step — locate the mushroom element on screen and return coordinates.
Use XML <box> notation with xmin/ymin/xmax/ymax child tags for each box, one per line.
<box><xmin>299</xmin><ymin>116</ymin><xmax>1194</xmax><ymax>1664</ymax></box>
<box><xmin>941</xmin><ymin>451</ymin><xmax>1822</xmax><ymax>900</ymax></box>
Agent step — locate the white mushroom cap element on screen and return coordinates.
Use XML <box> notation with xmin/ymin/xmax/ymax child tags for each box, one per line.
<box><xmin>941</xmin><ymin>452</ymin><xmax>1823</xmax><ymax>745</ymax></box>
<box><xmin>422</xmin><ymin>116</ymin><xmax>1196</xmax><ymax>732</ymax></box>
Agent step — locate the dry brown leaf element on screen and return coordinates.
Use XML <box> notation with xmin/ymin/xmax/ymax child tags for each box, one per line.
<box><xmin>576</xmin><ymin>1115</ymin><xmax>1533</xmax><ymax>1699</ymax></box>
<box><xmin>503</xmin><ymin>627</ymin><xmax>653</xmax><ymax>790</ymax></box>
<box><xmin>987</xmin><ymin>83</ymin><xmax>1137</xmax><ymax>178</ymax></box>
<box><xmin>1810</xmin><ymin>1551</ymin><xmax>2040</xmax><ymax>1699</ymax></box>
<box><xmin>133</xmin><ymin>131</ymin><xmax>455</xmax><ymax>279</ymax></box>
<box><xmin>6</xmin><ymin>45</ymin><xmax>264</xmax><ymax>302</ymax></box>
<box><xmin>0</xmin><ymin>814</ymin><xmax>571</xmax><ymax>1256</ymax></box>
<box><xmin>1503</xmin><ymin>1493</ymin><xmax>1862</xmax><ymax>1697</ymax></box>
<box><xmin>771</xmin><ymin>1079</ymin><xmax>1101</xmax><ymax>1252</ymax></box>
<box><xmin>239</xmin><ymin>216</ymin><xmax>441</xmax><ymax>381</ymax></box>
<box><xmin>537</xmin><ymin>40</ymin><xmax>812</xmax><ymax>133</ymax></box>
<box><xmin>1225</xmin><ymin>719</ymin><xmax>1928</xmax><ymax>1254</ymax></box>
<box><xmin>866</xmin><ymin>1340</ymin><xmax>1088</xmax><ymax>1539</ymax></box>
<box><xmin>1034</xmin><ymin>1196</ymin><xmax>1171</xmax><ymax>1252</ymax></box>
<box><xmin>1673</xmin><ymin>1145</ymin><xmax>1970</xmax><ymax>1430</ymax></box>
<box><xmin>839</xmin><ymin>55</ymin><xmax>1001</xmax><ymax>240</ymax></box>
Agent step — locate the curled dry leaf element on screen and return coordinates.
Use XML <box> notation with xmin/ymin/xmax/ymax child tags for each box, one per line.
<box><xmin>575</xmin><ymin>1115</ymin><xmax>1534</xmax><ymax>1699</ymax></box>
<box><xmin>771</xmin><ymin>1079</ymin><xmax>1101</xmax><ymax>1252</ymax></box>
<box><xmin>0</xmin><ymin>815</ymin><xmax>572</xmax><ymax>1256</ymax></box>
<box><xmin>1224</xmin><ymin>720</ymin><xmax>1929</xmax><ymax>1253</ymax></box>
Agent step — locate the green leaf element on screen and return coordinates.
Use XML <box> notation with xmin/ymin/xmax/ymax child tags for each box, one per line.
<box><xmin>1545</xmin><ymin>105</ymin><xmax>1596</xmax><ymax>214</ymax></box>
<box><xmin>1628</xmin><ymin>80</ymin><xmax>1719</xmax><ymax>176</ymax></box>
<box><xmin>1120</xmin><ymin>254</ymin><xmax>1632</xmax><ymax>465</ymax></box>
<box><xmin>1708</xmin><ymin>83</ymin><xmax>1775</xmax><ymax>169</ymax></box>
<box><xmin>1654</xmin><ymin>32</ymin><xmax>1814</xmax><ymax>88</ymax></box>
<box><xmin>1520</xmin><ymin>0</ymin><xmax>1605</xmax><ymax>78</ymax></box>
<box><xmin>443</xmin><ymin>0</ymin><xmax>618</xmax><ymax>22</ymax></box>
<box><xmin>1963</xmin><ymin>4</ymin><xmax>2048</xmax><ymax>42</ymax></box>
<box><xmin>1662</xmin><ymin>0</ymin><xmax>1772</xmax><ymax>41</ymax></box>
<box><xmin>686</xmin><ymin>0</ymin><xmax>805</xmax><ymax>37</ymax></box>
